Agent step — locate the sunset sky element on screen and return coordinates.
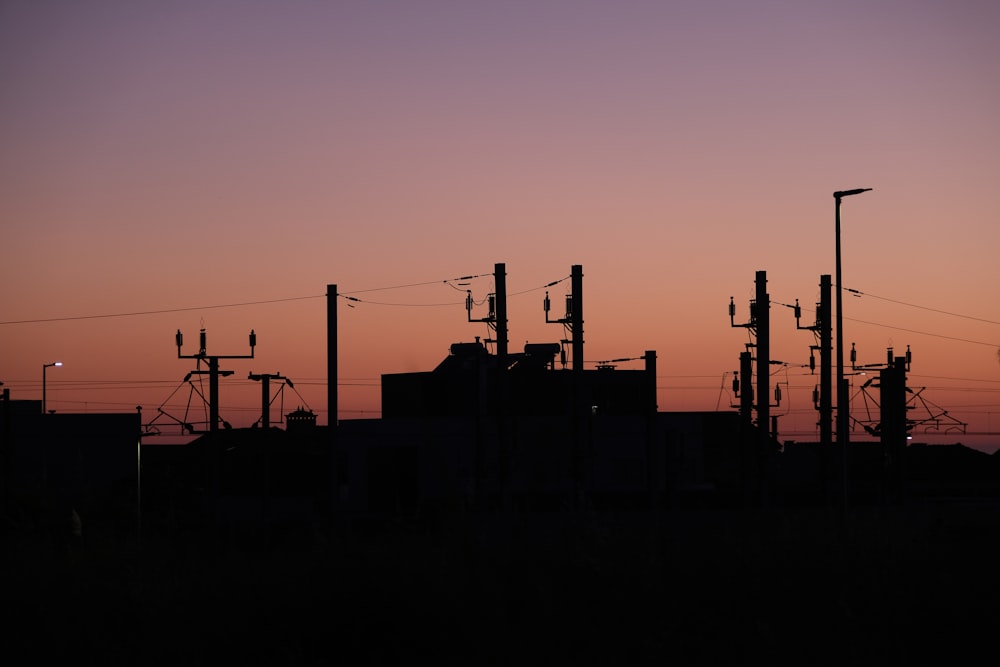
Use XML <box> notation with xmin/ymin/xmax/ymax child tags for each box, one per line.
<box><xmin>2</xmin><ymin>1</ymin><xmax>998</xmax><ymax>451</ymax></box>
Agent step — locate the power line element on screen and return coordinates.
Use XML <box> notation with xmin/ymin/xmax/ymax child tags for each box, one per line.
<box><xmin>844</xmin><ymin>287</ymin><xmax>1000</xmax><ymax>326</ymax></box>
<box><xmin>909</xmin><ymin>374</ymin><xmax>1000</xmax><ymax>384</ymax></box>
<box><xmin>788</xmin><ymin>298</ymin><xmax>997</xmax><ymax>347</ymax></box>
<box><xmin>339</xmin><ymin>273</ymin><xmax>492</xmax><ymax>295</ymax></box>
<box><xmin>0</xmin><ymin>271</ymin><xmax>498</xmax><ymax>324</ymax></box>
<box><xmin>509</xmin><ymin>275</ymin><xmax>570</xmax><ymax>297</ymax></box>
<box><xmin>340</xmin><ymin>295</ymin><xmax>462</xmax><ymax>307</ymax></box>
<box><xmin>0</xmin><ymin>295</ymin><xmax>324</xmax><ymax>325</ymax></box>
<box><xmin>340</xmin><ymin>274</ymin><xmax>570</xmax><ymax>308</ymax></box>
<box><xmin>337</xmin><ymin>272</ymin><xmax>495</xmax><ymax>306</ymax></box>
<box><xmin>844</xmin><ymin>315</ymin><xmax>996</xmax><ymax>347</ymax></box>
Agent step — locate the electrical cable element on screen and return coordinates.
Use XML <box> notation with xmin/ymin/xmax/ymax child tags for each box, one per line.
<box><xmin>0</xmin><ymin>295</ymin><xmax>324</xmax><ymax>325</ymax></box>
<box><xmin>0</xmin><ymin>272</ymin><xmax>498</xmax><ymax>323</ymax></box>
<box><xmin>509</xmin><ymin>275</ymin><xmax>570</xmax><ymax>297</ymax></box>
<box><xmin>340</xmin><ymin>296</ymin><xmax>463</xmax><ymax>307</ymax></box>
<box><xmin>842</xmin><ymin>287</ymin><xmax>1000</xmax><ymax>326</ymax></box>
<box><xmin>844</xmin><ymin>316</ymin><xmax>995</xmax><ymax>347</ymax></box>
<box><xmin>779</xmin><ymin>298</ymin><xmax>996</xmax><ymax>347</ymax></box>
<box><xmin>339</xmin><ymin>273</ymin><xmax>492</xmax><ymax>295</ymax></box>
<box><xmin>2</xmin><ymin>272</ymin><xmax>570</xmax><ymax>322</ymax></box>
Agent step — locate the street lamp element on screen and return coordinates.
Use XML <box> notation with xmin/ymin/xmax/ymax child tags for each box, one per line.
<box><xmin>42</xmin><ymin>361</ymin><xmax>62</xmax><ymax>414</ymax></box>
<box><xmin>834</xmin><ymin>187</ymin><xmax>871</xmax><ymax>512</ymax></box>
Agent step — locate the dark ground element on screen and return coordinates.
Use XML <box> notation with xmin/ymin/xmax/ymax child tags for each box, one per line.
<box><xmin>4</xmin><ymin>502</ymin><xmax>1000</xmax><ymax>665</ymax></box>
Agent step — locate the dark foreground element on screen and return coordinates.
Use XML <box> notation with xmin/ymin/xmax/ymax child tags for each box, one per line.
<box><xmin>5</xmin><ymin>502</ymin><xmax>1000</xmax><ymax>665</ymax></box>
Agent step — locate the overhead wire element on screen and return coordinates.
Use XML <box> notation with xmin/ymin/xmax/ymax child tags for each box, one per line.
<box><xmin>338</xmin><ymin>273</ymin><xmax>492</xmax><ymax>295</ymax></box>
<box><xmin>844</xmin><ymin>316</ymin><xmax>995</xmax><ymax>347</ymax></box>
<box><xmin>8</xmin><ymin>275</ymin><xmax>997</xmax><ymax>434</ymax></box>
<box><xmin>777</xmin><ymin>296</ymin><xmax>997</xmax><ymax>347</ymax></box>
<box><xmin>509</xmin><ymin>275</ymin><xmax>570</xmax><ymax>297</ymax></box>
<box><xmin>338</xmin><ymin>272</ymin><xmax>495</xmax><ymax>307</ymax></box>
<box><xmin>1</xmin><ymin>271</ymin><xmax>572</xmax><ymax>323</ymax></box>
<box><xmin>843</xmin><ymin>287</ymin><xmax>1000</xmax><ymax>326</ymax></box>
<box><xmin>0</xmin><ymin>271</ymin><xmax>497</xmax><ymax>323</ymax></box>
<box><xmin>0</xmin><ymin>294</ymin><xmax>325</xmax><ymax>325</ymax></box>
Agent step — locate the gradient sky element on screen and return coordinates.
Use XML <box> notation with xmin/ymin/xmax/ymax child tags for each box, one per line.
<box><xmin>2</xmin><ymin>0</ymin><xmax>999</xmax><ymax>450</ymax></box>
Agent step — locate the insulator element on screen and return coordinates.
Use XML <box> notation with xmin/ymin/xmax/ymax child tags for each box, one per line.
<box><xmin>176</xmin><ymin>329</ymin><xmax>183</xmax><ymax>349</ymax></box>
<box><xmin>887</xmin><ymin>347</ymin><xmax>893</xmax><ymax>365</ymax></box>
<box><xmin>560</xmin><ymin>349</ymin><xmax>566</xmax><ymax>366</ymax></box>
<box><xmin>775</xmin><ymin>385</ymin><xmax>782</xmax><ymax>403</ymax></box>
<box><xmin>732</xmin><ymin>373</ymin><xmax>739</xmax><ymax>394</ymax></box>
<box><xmin>809</xmin><ymin>352</ymin><xmax>816</xmax><ymax>373</ymax></box>
<box><xmin>850</xmin><ymin>342</ymin><xmax>857</xmax><ymax>364</ymax></box>
<box><xmin>487</xmin><ymin>294</ymin><xmax>496</xmax><ymax>318</ymax></box>
<box><xmin>906</xmin><ymin>345</ymin><xmax>912</xmax><ymax>366</ymax></box>
<box><xmin>199</xmin><ymin>329</ymin><xmax>207</xmax><ymax>355</ymax></box>
<box><xmin>466</xmin><ymin>291</ymin><xmax>473</xmax><ymax>312</ymax></box>
<box><xmin>729</xmin><ymin>297</ymin><xmax>736</xmax><ymax>319</ymax></box>
<box><xmin>249</xmin><ymin>329</ymin><xmax>256</xmax><ymax>349</ymax></box>
<box><xmin>815</xmin><ymin>303</ymin><xmax>823</xmax><ymax>326</ymax></box>
<box><xmin>543</xmin><ymin>291</ymin><xmax>550</xmax><ymax>313</ymax></box>
<box><xmin>794</xmin><ymin>299</ymin><xmax>801</xmax><ymax>321</ymax></box>
<box><xmin>565</xmin><ymin>294</ymin><xmax>573</xmax><ymax>318</ymax></box>
<box><xmin>812</xmin><ymin>386</ymin><xmax>819</xmax><ymax>406</ymax></box>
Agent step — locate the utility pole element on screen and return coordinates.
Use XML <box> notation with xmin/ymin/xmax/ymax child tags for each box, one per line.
<box><xmin>880</xmin><ymin>355</ymin><xmax>908</xmax><ymax>504</ymax></box>
<box><xmin>737</xmin><ymin>351</ymin><xmax>754</xmax><ymax>504</ymax></box>
<box><xmin>544</xmin><ymin>264</ymin><xmax>585</xmax><ymax>508</ymax></box>
<box><xmin>644</xmin><ymin>350</ymin><xmax>657</xmax><ymax>512</ymax></box>
<box><xmin>327</xmin><ymin>285</ymin><xmax>338</xmax><ymax>428</ymax></box>
<box><xmin>729</xmin><ymin>270</ymin><xmax>773</xmax><ymax>506</ymax></box>
<box><xmin>495</xmin><ymin>263</ymin><xmax>508</xmax><ymax>367</ymax></box>
<box><xmin>175</xmin><ymin>327</ymin><xmax>255</xmax><ymax>538</ymax></box>
<box><xmin>756</xmin><ymin>271</ymin><xmax>770</xmax><ymax>485</ymax></box>
<box><xmin>571</xmin><ymin>265</ymin><xmax>583</xmax><ymax>372</ymax></box>
<box><xmin>794</xmin><ymin>275</ymin><xmax>833</xmax><ymax>449</ymax></box>
<box><xmin>854</xmin><ymin>343</ymin><xmax>912</xmax><ymax>505</ymax></box>
<box><xmin>175</xmin><ymin>327</ymin><xmax>256</xmax><ymax>432</ymax></box>
<box><xmin>494</xmin><ymin>263</ymin><xmax>510</xmax><ymax>512</ymax></box>
<box><xmin>543</xmin><ymin>264</ymin><xmax>584</xmax><ymax>370</ymax></box>
<box><xmin>793</xmin><ymin>274</ymin><xmax>833</xmax><ymax>502</ymax></box>
<box><xmin>327</xmin><ymin>284</ymin><xmax>339</xmax><ymax>525</ymax></box>
<box><xmin>465</xmin><ymin>263</ymin><xmax>510</xmax><ymax>509</ymax></box>
<box><xmin>248</xmin><ymin>372</ymin><xmax>292</xmax><ymax>430</ymax></box>
<box><xmin>1</xmin><ymin>385</ymin><xmax>9</xmax><ymax>523</ymax></box>
<box><xmin>468</xmin><ymin>264</ymin><xmax>509</xmax><ymax>360</ymax></box>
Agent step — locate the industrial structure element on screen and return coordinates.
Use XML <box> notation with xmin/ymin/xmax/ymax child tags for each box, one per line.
<box><xmin>2</xmin><ymin>261</ymin><xmax>994</xmax><ymax>545</ymax></box>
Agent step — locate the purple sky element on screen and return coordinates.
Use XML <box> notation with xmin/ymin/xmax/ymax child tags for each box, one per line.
<box><xmin>2</xmin><ymin>1</ymin><xmax>999</xmax><ymax>449</ymax></box>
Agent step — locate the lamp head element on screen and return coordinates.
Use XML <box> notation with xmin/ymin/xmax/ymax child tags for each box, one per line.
<box><xmin>834</xmin><ymin>188</ymin><xmax>872</xmax><ymax>198</ymax></box>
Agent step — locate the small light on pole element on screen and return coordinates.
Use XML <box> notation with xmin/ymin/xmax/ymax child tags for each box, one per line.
<box><xmin>43</xmin><ymin>361</ymin><xmax>62</xmax><ymax>414</ymax></box>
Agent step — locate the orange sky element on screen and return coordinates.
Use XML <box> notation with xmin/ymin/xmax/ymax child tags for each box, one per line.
<box><xmin>2</xmin><ymin>1</ymin><xmax>999</xmax><ymax>451</ymax></box>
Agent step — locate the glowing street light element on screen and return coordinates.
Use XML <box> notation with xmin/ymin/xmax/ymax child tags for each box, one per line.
<box><xmin>42</xmin><ymin>361</ymin><xmax>62</xmax><ymax>414</ymax></box>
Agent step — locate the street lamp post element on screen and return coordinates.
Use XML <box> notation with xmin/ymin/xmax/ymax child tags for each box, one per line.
<box><xmin>834</xmin><ymin>187</ymin><xmax>871</xmax><ymax>514</ymax></box>
<box><xmin>42</xmin><ymin>361</ymin><xmax>62</xmax><ymax>414</ymax></box>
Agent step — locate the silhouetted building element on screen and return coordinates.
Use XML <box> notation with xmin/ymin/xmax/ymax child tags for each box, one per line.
<box><xmin>382</xmin><ymin>340</ymin><xmax>650</xmax><ymax>418</ymax></box>
<box><xmin>1</xmin><ymin>400</ymin><xmax>140</xmax><ymax>540</ymax></box>
<box><xmin>286</xmin><ymin>407</ymin><xmax>317</xmax><ymax>432</ymax></box>
<box><xmin>320</xmin><ymin>341</ymin><xmax>746</xmax><ymax>515</ymax></box>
